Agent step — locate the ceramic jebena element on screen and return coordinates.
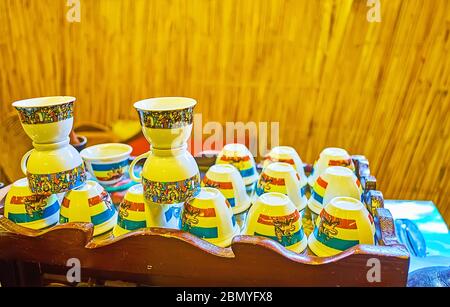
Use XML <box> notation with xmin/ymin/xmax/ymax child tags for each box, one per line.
<box><xmin>202</xmin><ymin>164</ymin><xmax>251</xmax><ymax>215</ymax></box>
<box><xmin>134</xmin><ymin>97</ymin><xmax>196</xmax><ymax>149</ymax></box>
<box><xmin>130</xmin><ymin>145</ymin><xmax>200</xmax><ymax>205</ymax></box>
<box><xmin>12</xmin><ymin>96</ymin><xmax>76</xmax><ymax>144</ymax></box>
<box><xmin>21</xmin><ymin>138</ymin><xmax>86</xmax><ymax>194</ymax></box>
<box><xmin>308</xmin><ymin>196</ymin><xmax>375</xmax><ymax>257</ymax></box>
<box><xmin>113</xmin><ymin>184</ymin><xmax>147</xmax><ymax>237</ymax></box>
<box><xmin>60</xmin><ymin>180</ymin><xmax>117</xmax><ymax>236</ymax></box>
<box><xmin>243</xmin><ymin>192</ymin><xmax>307</xmax><ymax>253</ymax></box>
<box><xmin>130</xmin><ymin>97</ymin><xmax>200</xmax><ymax>221</ymax></box>
<box><xmin>308</xmin><ymin>147</ymin><xmax>355</xmax><ymax>186</ymax></box>
<box><xmin>81</xmin><ymin>143</ymin><xmax>132</xmax><ymax>185</ymax></box>
<box><xmin>181</xmin><ymin>187</ymin><xmax>240</xmax><ymax>247</ymax></box>
<box><xmin>256</xmin><ymin>162</ymin><xmax>307</xmax><ymax>212</ymax></box>
<box><xmin>262</xmin><ymin>146</ymin><xmax>308</xmax><ymax>189</ymax></box>
<box><xmin>308</xmin><ymin>166</ymin><xmax>363</xmax><ymax>218</ymax></box>
<box><xmin>4</xmin><ymin>178</ymin><xmax>60</xmax><ymax>230</ymax></box>
<box><xmin>216</xmin><ymin>143</ymin><xmax>258</xmax><ymax>193</ymax></box>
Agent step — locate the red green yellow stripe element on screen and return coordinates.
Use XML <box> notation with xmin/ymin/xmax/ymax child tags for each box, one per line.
<box><xmin>220</xmin><ymin>155</ymin><xmax>250</xmax><ymax>162</ymax></box>
<box><xmin>88</xmin><ymin>191</ymin><xmax>109</xmax><ymax>207</ymax></box>
<box><xmin>260</xmin><ymin>173</ymin><xmax>285</xmax><ymax>185</ymax></box>
<box><xmin>317</xmin><ymin>176</ymin><xmax>328</xmax><ymax>189</ymax></box>
<box><xmin>257</xmin><ymin>210</ymin><xmax>300</xmax><ymax>226</ymax></box>
<box><xmin>63</xmin><ymin>191</ymin><xmax>111</xmax><ymax>209</ymax></box>
<box><xmin>265</xmin><ymin>156</ymin><xmax>295</xmax><ymax>165</ymax></box>
<box><xmin>121</xmin><ymin>199</ymin><xmax>145</xmax><ymax>212</ymax></box>
<box><xmin>320</xmin><ymin>210</ymin><xmax>357</xmax><ymax>229</ymax></box>
<box><xmin>184</xmin><ymin>202</ymin><xmax>216</xmax><ymax>217</ymax></box>
<box><xmin>328</xmin><ymin>159</ymin><xmax>352</xmax><ymax>167</ymax></box>
<box><xmin>202</xmin><ymin>176</ymin><xmax>234</xmax><ymax>189</ymax></box>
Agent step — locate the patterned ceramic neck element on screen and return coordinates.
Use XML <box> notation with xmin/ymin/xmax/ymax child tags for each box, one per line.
<box><xmin>151</xmin><ymin>144</ymin><xmax>188</xmax><ymax>156</ymax></box>
<box><xmin>32</xmin><ymin>138</ymin><xmax>70</xmax><ymax>150</ymax></box>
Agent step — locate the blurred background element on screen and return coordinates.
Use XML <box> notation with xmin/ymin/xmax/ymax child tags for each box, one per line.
<box><xmin>0</xmin><ymin>0</ymin><xmax>449</xmax><ymax>223</ymax></box>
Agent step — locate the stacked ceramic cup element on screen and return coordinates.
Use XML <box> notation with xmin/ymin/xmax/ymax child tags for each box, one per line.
<box><xmin>130</xmin><ymin>97</ymin><xmax>201</xmax><ymax>228</ymax></box>
<box><xmin>4</xmin><ymin>96</ymin><xmax>88</xmax><ymax>230</ymax></box>
<box><xmin>13</xmin><ymin>96</ymin><xmax>87</xmax><ymax>195</ymax></box>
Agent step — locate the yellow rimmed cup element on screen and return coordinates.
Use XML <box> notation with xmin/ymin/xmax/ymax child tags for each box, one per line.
<box><xmin>308</xmin><ymin>147</ymin><xmax>355</xmax><ymax>186</ymax></box>
<box><xmin>308</xmin><ymin>166</ymin><xmax>363</xmax><ymax>227</ymax></box>
<box><xmin>202</xmin><ymin>164</ymin><xmax>251</xmax><ymax>215</ymax></box>
<box><xmin>216</xmin><ymin>143</ymin><xmax>258</xmax><ymax>196</ymax></box>
<box><xmin>181</xmin><ymin>187</ymin><xmax>240</xmax><ymax>247</ymax></box>
<box><xmin>60</xmin><ymin>180</ymin><xmax>117</xmax><ymax>236</ymax></box>
<box><xmin>243</xmin><ymin>192</ymin><xmax>307</xmax><ymax>253</ymax></box>
<box><xmin>12</xmin><ymin>96</ymin><xmax>76</xmax><ymax>144</ymax></box>
<box><xmin>308</xmin><ymin>196</ymin><xmax>375</xmax><ymax>257</ymax></box>
<box><xmin>4</xmin><ymin>178</ymin><xmax>60</xmax><ymax>230</ymax></box>
<box><xmin>81</xmin><ymin>143</ymin><xmax>132</xmax><ymax>186</ymax></box>
<box><xmin>262</xmin><ymin>146</ymin><xmax>308</xmax><ymax>190</ymax></box>
<box><xmin>255</xmin><ymin>162</ymin><xmax>307</xmax><ymax>212</ymax></box>
<box><xmin>113</xmin><ymin>184</ymin><xmax>147</xmax><ymax>237</ymax></box>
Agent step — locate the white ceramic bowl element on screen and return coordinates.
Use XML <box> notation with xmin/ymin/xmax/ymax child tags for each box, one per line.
<box><xmin>4</xmin><ymin>178</ymin><xmax>60</xmax><ymax>230</ymax></box>
<box><xmin>202</xmin><ymin>164</ymin><xmax>251</xmax><ymax>214</ymax></box>
<box><xmin>60</xmin><ymin>180</ymin><xmax>117</xmax><ymax>236</ymax></box>
<box><xmin>134</xmin><ymin>97</ymin><xmax>196</xmax><ymax>149</ymax></box>
<box><xmin>243</xmin><ymin>192</ymin><xmax>307</xmax><ymax>253</ymax></box>
<box><xmin>216</xmin><ymin>143</ymin><xmax>258</xmax><ymax>186</ymax></box>
<box><xmin>308</xmin><ymin>196</ymin><xmax>375</xmax><ymax>257</ymax></box>
<box><xmin>308</xmin><ymin>147</ymin><xmax>355</xmax><ymax>186</ymax></box>
<box><xmin>255</xmin><ymin>162</ymin><xmax>307</xmax><ymax>211</ymax></box>
<box><xmin>181</xmin><ymin>187</ymin><xmax>240</xmax><ymax>247</ymax></box>
<box><xmin>12</xmin><ymin>96</ymin><xmax>76</xmax><ymax>144</ymax></box>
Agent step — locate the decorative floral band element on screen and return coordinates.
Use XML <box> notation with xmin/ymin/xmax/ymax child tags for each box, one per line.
<box><xmin>142</xmin><ymin>173</ymin><xmax>200</xmax><ymax>204</ymax></box>
<box><xmin>15</xmin><ymin>102</ymin><xmax>74</xmax><ymax>125</ymax></box>
<box><xmin>137</xmin><ymin>107</ymin><xmax>194</xmax><ymax>129</ymax></box>
<box><xmin>27</xmin><ymin>164</ymin><xmax>86</xmax><ymax>195</ymax></box>
<box><xmin>264</xmin><ymin>156</ymin><xmax>295</xmax><ymax>165</ymax></box>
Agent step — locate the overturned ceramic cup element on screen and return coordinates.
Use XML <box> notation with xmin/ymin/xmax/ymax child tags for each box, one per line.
<box><xmin>181</xmin><ymin>187</ymin><xmax>240</xmax><ymax>247</ymax></box>
<box><xmin>243</xmin><ymin>192</ymin><xmax>307</xmax><ymax>253</ymax></box>
<box><xmin>202</xmin><ymin>164</ymin><xmax>251</xmax><ymax>215</ymax></box>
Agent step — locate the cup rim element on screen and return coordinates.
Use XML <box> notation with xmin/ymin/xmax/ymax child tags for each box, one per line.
<box><xmin>265</xmin><ymin>161</ymin><xmax>295</xmax><ymax>173</ymax></box>
<box><xmin>80</xmin><ymin>143</ymin><xmax>132</xmax><ymax>162</ymax></box>
<box><xmin>257</xmin><ymin>192</ymin><xmax>291</xmax><ymax>207</ymax></box>
<box><xmin>133</xmin><ymin>97</ymin><xmax>197</xmax><ymax>112</ymax></box>
<box><xmin>327</xmin><ymin>196</ymin><xmax>364</xmax><ymax>212</ymax></box>
<box><xmin>12</xmin><ymin>96</ymin><xmax>76</xmax><ymax>108</ymax></box>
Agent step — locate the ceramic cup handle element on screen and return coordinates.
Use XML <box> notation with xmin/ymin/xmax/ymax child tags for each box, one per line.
<box><xmin>129</xmin><ymin>152</ymin><xmax>149</xmax><ymax>182</ymax></box>
<box><xmin>20</xmin><ymin>149</ymin><xmax>34</xmax><ymax>175</ymax></box>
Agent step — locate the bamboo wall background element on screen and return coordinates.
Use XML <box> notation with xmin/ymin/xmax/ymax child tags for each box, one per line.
<box><xmin>0</xmin><ymin>0</ymin><xmax>449</xmax><ymax>223</ymax></box>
